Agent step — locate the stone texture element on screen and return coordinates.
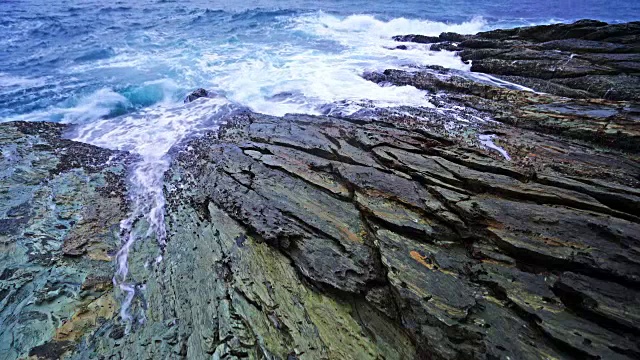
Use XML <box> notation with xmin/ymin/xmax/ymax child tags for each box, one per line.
<box><xmin>2</xmin><ymin>112</ymin><xmax>639</xmax><ymax>359</ymax></box>
<box><xmin>394</xmin><ymin>20</ymin><xmax>640</xmax><ymax>101</ymax></box>
<box><xmin>133</xmin><ymin>109</ymin><xmax>637</xmax><ymax>359</ymax></box>
<box><xmin>0</xmin><ymin>122</ymin><xmax>131</xmax><ymax>360</ymax></box>
<box><xmin>364</xmin><ymin>68</ymin><xmax>640</xmax><ymax>150</ymax></box>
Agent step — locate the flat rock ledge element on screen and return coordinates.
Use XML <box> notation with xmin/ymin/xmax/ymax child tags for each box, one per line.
<box><xmin>1</xmin><ymin>20</ymin><xmax>639</xmax><ymax>360</ymax></box>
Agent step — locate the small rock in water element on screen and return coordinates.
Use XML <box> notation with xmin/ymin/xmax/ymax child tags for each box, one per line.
<box><xmin>184</xmin><ymin>88</ymin><xmax>211</xmax><ymax>103</ymax></box>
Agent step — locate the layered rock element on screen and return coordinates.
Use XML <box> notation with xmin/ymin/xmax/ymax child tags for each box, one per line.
<box><xmin>3</xmin><ymin>111</ymin><xmax>640</xmax><ymax>359</ymax></box>
<box><xmin>139</xmin><ymin>108</ymin><xmax>638</xmax><ymax>359</ymax></box>
<box><xmin>394</xmin><ymin>20</ymin><xmax>640</xmax><ymax>101</ymax></box>
<box><xmin>364</xmin><ymin>67</ymin><xmax>640</xmax><ymax>150</ymax></box>
<box><xmin>0</xmin><ymin>122</ymin><xmax>132</xmax><ymax>359</ymax></box>
<box><xmin>31</xmin><ymin>107</ymin><xmax>634</xmax><ymax>359</ymax></box>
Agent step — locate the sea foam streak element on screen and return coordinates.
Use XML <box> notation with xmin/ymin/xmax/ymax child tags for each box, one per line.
<box><xmin>72</xmin><ymin>96</ymin><xmax>237</xmax><ymax>325</ymax></box>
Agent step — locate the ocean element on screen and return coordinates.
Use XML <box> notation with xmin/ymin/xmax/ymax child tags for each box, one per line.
<box><xmin>1</xmin><ymin>0</ymin><xmax>638</xmax><ymax>123</ymax></box>
<box><xmin>1</xmin><ymin>0</ymin><xmax>638</xmax><ymax>321</ymax></box>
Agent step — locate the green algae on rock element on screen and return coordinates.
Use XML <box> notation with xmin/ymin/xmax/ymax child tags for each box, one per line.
<box><xmin>0</xmin><ymin>122</ymin><xmax>132</xmax><ymax>360</ymax></box>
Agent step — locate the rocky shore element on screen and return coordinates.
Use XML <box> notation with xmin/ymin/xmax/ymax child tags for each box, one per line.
<box><xmin>1</xmin><ymin>20</ymin><xmax>639</xmax><ymax>359</ymax></box>
<box><xmin>393</xmin><ymin>20</ymin><xmax>640</xmax><ymax>101</ymax></box>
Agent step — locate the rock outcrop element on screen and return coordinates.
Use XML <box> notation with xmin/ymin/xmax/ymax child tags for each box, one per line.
<box><xmin>0</xmin><ymin>122</ymin><xmax>132</xmax><ymax>359</ymax></box>
<box><xmin>146</xmin><ymin>108</ymin><xmax>638</xmax><ymax>359</ymax></box>
<box><xmin>394</xmin><ymin>20</ymin><xmax>640</xmax><ymax>101</ymax></box>
<box><xmin>363</xmin><ymin>66</ymin><xmax>640</xmax><ymax>150</ymax></box>
<box><xmin>184</xmin><ymin>88</ymin><xmax>216</xmax><ymax>103</ymax></box>
<box><xmin>33</xmin><ymin>107</ymin><xmax>636</xmax><ymax>360</ymax></box>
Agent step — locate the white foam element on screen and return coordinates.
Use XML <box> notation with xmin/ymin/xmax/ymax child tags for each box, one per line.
<box><xmin>61</xmin><ymin>89</ymin><xmax>130</xmax><ymax>123</ymax></box>
<box><xmin>1</xmin><ymin>88</ymin><xmax>130</xmax><ymax>123</ymax></box>
<box><xmin>466</xmin><ymin>72</ymin><xmax>541</xmax><ymax>93</ymax></box>
<box><xmin>73</xmin><ymin>96</ymin><xmax>236</xmax><ymax>325</ymax></box>
<box><xmin>5</xmin><ymin>13</ymin><xmax>493</xmax><ymax>123</ymax></box>
<box><xmin>295</xmin><ymin>13</ymin><xmax>487</xmax><ymax>40</ymax></box>
<box><xmin>211</xmin><ymin>52</ymin><xmax>436</xmax><ymax>116</ymax></box>
<box><xmin>0</xmin><ymin>73</ymin><xmax>47</xmax><ymax>89</ymax></box>
<box><xmin>479</xmin><ymin>134</ymin><xmax>511</xmax><ymax>161</ymax></box>
<box><xmin>189</xmin><ymin>14</ymin><xmax>488</xmax><ymax>116</ymax></box>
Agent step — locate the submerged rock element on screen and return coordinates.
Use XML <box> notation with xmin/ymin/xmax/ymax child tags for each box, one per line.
<box><xmin>184</xmin><ymin>88</ymin><xmax>212</xmax><ymax>103</ymax></box>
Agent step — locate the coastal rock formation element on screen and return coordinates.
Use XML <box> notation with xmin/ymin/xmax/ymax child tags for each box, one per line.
<box><xmin>49</xmin><ymin>107</ymin><xmax>639</xmax><ymax>359</ymax></box>
<box><xmin>1</xmin><ymin>20</ymin><xmax>639</xmax><ymax>360</ymax></box>
<box><xmin>183</xmin><ymin>88</ymin><xmax>212</xmax><ymax>103</ymax></box>
<box><xmin>148</xmin><ymin>107</ymin><xmax>638</xmax><ymax>359</ymax></box>
<box><xmin>394</xmin><ymin>20</ymin><xmax>640</xmax><ymax>101</ymax></box>
<box><xmin>363</xmin><ymin>67</ymin><xmax>640</xmax><ymax>150</ymax></box>
<box><xmin>0</xmin><ymin>122</ymin><xmax>132</xmax><ymax>359</ymax></box>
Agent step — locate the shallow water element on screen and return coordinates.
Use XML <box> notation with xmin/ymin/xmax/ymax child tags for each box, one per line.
<box><xmin>1</xmin><ymin>0</ymin><xmax>637</xmax><ymax>324</ymax></box>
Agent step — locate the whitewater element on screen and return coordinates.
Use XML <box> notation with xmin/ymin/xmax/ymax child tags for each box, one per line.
<box><xmin>2</xmin><ymin>0</ymin><xmax>638</xmax><ymax>325</ymax></box>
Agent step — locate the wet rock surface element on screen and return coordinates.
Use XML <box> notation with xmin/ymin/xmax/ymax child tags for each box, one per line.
<box><xmin>1</xmin><ymin>19</ymin><xmax>639</xmax><ymax>360</ymax></box>
<box><xmin>184</xmin><ymin>88</ymin><xmax>211</xmax><ymax>103</ymax></box>
<box><xmin>0</xmin><ymin>122</ymin><xmax>132</xmax><ymax>359</ymax></box>
<box><xmin>364</xmin><ymin>67</ymin><xmax>640</xmax><ymax>150</ymax></box>
<box><xmin>61</xmin><ymin>101</ymin><xmax>637</xmax><ymax>358</ymax></box>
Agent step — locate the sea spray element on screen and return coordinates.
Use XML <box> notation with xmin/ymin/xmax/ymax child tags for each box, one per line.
<box><xmin>72</xmin><ymin>96</ymin><xmax>237</xmax><ymax>325</ymax></box>
<box><xmin>2</xmin><ymin>12</ymin><xmax>489</xmax><ymax>122</ymax></box>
